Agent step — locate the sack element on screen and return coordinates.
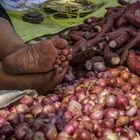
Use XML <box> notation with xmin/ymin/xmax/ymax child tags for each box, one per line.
<box><xmin>1</xmin><ymin>0</ymin><xmax>47</xmax><ymax>11</ymax></box>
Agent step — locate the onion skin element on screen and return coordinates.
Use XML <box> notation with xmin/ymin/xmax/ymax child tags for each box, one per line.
<box><xmin>105</xmin><ymin>95</ymin><xmax>117</xmax><ymax>108</ymax></box>
<box><xmin>14</xmin><ymin>123</ymin><xmax>29</xmax><ymax>139</ymax></box>
<box><xmin>116</xmin><ymin>94</ymin><xmax>129</xmax><ymax>110</ymax></box>
<box><xmin>131</xmin><ymin>119</ymin><xmax>140</xmax><ymax>132</ymax></box>
<box><xmin>76</xmin><ymin>129</ymin><xmax>91</xmax><ymax>140</ymax></box>
<box><xmin>63</xmin><ymin>124</ymin><xmax>75</xmax><ymax>135</ymax></box>
<box><xmin>102</xmin><ymin>119</ymin><xmax>114</xmax><ymax>129</ymax></box>
<box><xmin>128</xmin><ymin>76</ymin><xmax>139</xmax><ymax>86</ymax></box>
<box><xmin>116</xmin><ymin>116</ymin><xmax>129</xmax><ymax>127</ymax></box>
<box><xmin>32</xmin><ymin>131</ymin><xmax>46</xmax><ymax>140</ymax></box>
<box><xmin>120</xmin><ymin>70</ymin><xmax>130</xmax><ymax>81</ymax></box>
<box><xmin>126</xmin><ymin>106</ymin><xmax>138</xmax><ymax>117</ymax></box>
<box><xmin>19</xmin><ymin>95</ymin><xmax>33</xmax><ymax>107</ymax></box>
<box><xmin>104</xmin><ymin>108</ymin><xmax>119</xmax><ymax>120</ymax></box>
<box><xmin>45</xmin><ymin>124</ymin><xmax>58</xmax><ymax>140</ymax></box>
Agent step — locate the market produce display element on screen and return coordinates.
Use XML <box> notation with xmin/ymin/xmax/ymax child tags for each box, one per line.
<box><xmin>0</xmin><ymin>67</ymin><xmax>140</xmax><ymax>139</ymax></box>
<box><xmin>1</xmin><ymin>0</ymin><xmax>140</xmax><ymax>140</ymax></box>
<box><xmin>59</xmin><ymin>0</ymin><xmax>140</xmax><ymax>76</ymax></box>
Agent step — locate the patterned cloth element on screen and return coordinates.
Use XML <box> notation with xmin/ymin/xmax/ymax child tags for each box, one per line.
<box><xmin>1</xmin><ymin>0</ymin><xmax>47</xmax><ymax>11</ymax></box>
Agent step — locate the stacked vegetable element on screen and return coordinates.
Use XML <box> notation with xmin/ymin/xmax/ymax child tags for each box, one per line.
<box><xmin>59</xmin><ymin>0</ymin><xmax>140</xmax><ymax>76</ymax></box>
<box><xmin>0</xmin><ymin>66</ymin><xmax>139</xmax><ymax>139</ymax></box>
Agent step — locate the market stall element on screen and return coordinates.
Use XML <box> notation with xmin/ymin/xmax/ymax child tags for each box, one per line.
<box><xmin>0</xmin><ymin>0</ymin><xmax>140</xmax><ymax>140</ymax></box>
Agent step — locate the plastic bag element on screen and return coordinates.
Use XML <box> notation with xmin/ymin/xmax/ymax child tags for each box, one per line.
<box><xmin>1</xmin><ymin>0</ymin><xmax>47</xmax><ymax>11</ymax></box>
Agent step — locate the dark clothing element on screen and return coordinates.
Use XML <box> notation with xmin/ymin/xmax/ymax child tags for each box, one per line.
<box><xmin>0</xmin><ymin>4</ymin><xmax>12</xmax><ymax>24</ymax></box>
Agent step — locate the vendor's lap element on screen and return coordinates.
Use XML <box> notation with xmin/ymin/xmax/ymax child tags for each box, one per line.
<box><xmin>0</xmin><ymin>62</ymin><xmax>68</xmax><ymax>94</ymax></box>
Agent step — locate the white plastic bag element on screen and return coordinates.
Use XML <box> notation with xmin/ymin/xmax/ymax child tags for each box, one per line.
<box><xmin>1</xmin><ymin>0</ymin><xmax>47</xmax><ymax>11</ymax></box>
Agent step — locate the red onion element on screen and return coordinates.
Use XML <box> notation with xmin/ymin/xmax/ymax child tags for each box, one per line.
<box><xmin>119</xmin><ymin>110</ymin><xmax>126</xmax><ymax>116</ymax></box>
<box><xmin>128</xmin><ymin>76</ymin><xmax>139</xmax><ymax>86</ymax></box>
<box><xmin>134</xmin><ymin>84</ymin><xmax>140</xmax><ymax>94</ymax></box>
<box><xmin>114</xmin><ymin>127</ymin><xmax>123</xmax><ymax>134</ymax></box>
<box><xmin>102</xmin><ymin>119</ymin><xmax>114</xmax><ymax>129</ymax></box>
<box><xmin>116</xmin><ymin>94</ymin><xmax>129</xmax><ymax>110</ymax></box>
<box><xmin>116</xmin><ymin>116</ymin><xmax>129</xmax><ymax>127</ymax></box>
<box><xmin>83</xmin><ymin>103</ymin><xmax>93</xmax><ymax>115</ymax></box>
<box><xmin>23</xmin><ymin>129</ymin><xmax>33</xmax><ymax>140</ymax></box>
<box><xmin>32</xmin><ymin>131</ymin><xmax>46</xmax><ymax>140</ymax></box>
<box><xmin>1</xmin><ymin>124</ymin><xmax>14</xmax><ymax>136</ymax></box>
<box><xmin>14</xmin><ymin>122</ymin><xmax>29</xmax><ymax>139</ymax></box>
<box><xmin>97</xmin><ymin>79</ymin><xmax>107</xmax><ymax>87</ymax></box>
<box><xmin>81</xmin><ymin>97</ymin><xmax>91</xmax><ymax>105</ymax></box>
<box><xmin>0</xmin><ymin>109</ymin><xmax>9</xmax><ymax>118</ymax></box>
<box><xmin>83</xmin><ymin>79</ymin><xmax>92</xmax><ymax>88</ymax></box>
<box><xmin>64</xmin><ymin>85</ymin><xmax>75</xmax><ymax>95</ymax></box>
<box><xmin>97</xmin><ymin>90</ymin><xmax>109</xmax><ymax>106</ymax></box>
<box><xmin>0</xmin><ymin>117</ymin><xmax>6</xmax><ymax>127</ymax></box>
<box><xmin>31</xmin><ymin>105</ymin><xmax>42</xmax><ymax>116</ymax></box>
<box><xmin>120</xmin><ymin>70</ymin><xmax>130</xmax><ymax>81</ymax></box>
<box><xmin>57</xmin><ymin>132</ymin><xmax>72</xmax><ymax>140</ymax></box>
<box><xmin>82</xmin><ymin>116</ymin><xmax>91</xmax><ymax>122</ymax></box>
<box><xmin>42</xmin><ymin>105</ymin><xmax>55</xmax><ymax>115</ymax></box>
<box><xmin>76</xmin><ymin>129</ymin><xmax>91</xmax><ymax>140</ymax></box>
<box><xmin>68</xmin><ymin>100</ymin><xmax>82</xmax><ymax>114</ymax></box>
<box><xmin>88</xmin><ymin>100</ymin><xmax>96</xmax><ymax>107</ymax></box>
<box><xmin>126</xmin><ymin>106</ymin><xmax>138</xmax><ymax>117</ymax></box>
<box><xmin>116</xmin><ymin>77</ymin><xmax>125</xmax><ymax>88</ymax></box>
<box><xmin>131</xmin><ymin>119</ymin><xmax>140</xmax><ymax>132</ymax></box>
<box><xmin>6</xmin><ymin>112</ymin><xmax>19</xmax><ymax>125</ymax></box>
<box><xmin>94</xmin><ymin>62</ymin><xmax>106</xmax><ymax>72</ymax></box>
<box><xmin>70</xmin><ymin>120</ymin><xmax>79</xmax><ymax>129</ymax></box>
<box><xmin>19</xmin><ymin>95</ymin><xmax>33</xmax><ymax>107</ymax></box>
<box><xmin>64</xmin><ymin>111</ymin><xmax>73</xmax><ymax>120</ymax></box>
<box><xmin>45</xmin><ymin>124</ymin><xmax>57</xmax><ymax>139</ymax></box>
<box><xmin>35</xmin><ymin>95</ymin><xmax>45</xmax><ymax>103</ymax></box>
<box><xmin>101</xmin><ymin>71</ymin><xmax>112</xmax><ymax>78</ymax></box>
<box><xmin>121</xmin><ymin>83</ymin><xmax>132</xmax><ymax>92</ymax></box>
<box><xmin>78</xmin><ymin>93</ymin><xmax>86</xmax><ymax>102</ymax></box>
<box><xmin>89</xmin><ymin>94</ymin><xmax>97</xmax><ymax>101</ymax></box>
<box><xmin>31</xmin><ymin>118</ymin><xmax>44</xmax><ymax>131</ymax></box>
<box><xmin>104</xmin><ymin>108</ymin><xmax>119</xmax><ymax>120</ymax></box>
<box><xmin>69</xmin><ymin>96</ymin><xmax>78</xmax><ymax>101</ymax></box>
<box><xmin>105</xmin><ymin>94</ymin><xmax>117</xmax><ymax>108</ymax></box>
<box><xmin>127</xmin><ymin>128</ymin><xmax>136</xmax><ymax>138</ymax></box>
<box><xmin>90</xmin><ymin>86</ymin><xmax>103</xmax><ymax>94</ymax></box>
<box><xmin>107</xmin><ymin>77</ymin><xmax>117</xmax><ymax>87</ymax></box>
<box><xmin>15</xmin><ymin>104</ymin><xmax>29</xmax><ymax>114</ymax></box>
<box><xmin>90</xmin><ymin>105</ymin><xmax>104</xmax><ymax>120</ymax></box>
<box><xmin>92</xmin><ymin>121</ymin><xmax>101</xmax><ymax>133</ymax></box>
<box><xmin>63</xmin><ymin>124</ymin><xmax>75</xmax><ymax>135</ymax></box>
<box><xmin>111</xmin><ymin>68</ymin><xmax>120</xmax><ymax>77</ymax></box>
<box><xmin>41</xmin><ymin>97</ymin><xmax>53</xmax><ymax>106</ymax></box>
<box><xmin>54</xmin><ymin>101</ymin><xmax>61</xmax><ymax>109</ymax></box>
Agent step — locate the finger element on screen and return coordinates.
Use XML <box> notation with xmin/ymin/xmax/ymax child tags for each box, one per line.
<box><xmin>53</xmin><ymin>64</ymin><xmax>59</xmax><ymax>69</ymax></box>
<box><xmin>55</xmin><ymin>59</ymin><xmax>61</xmax><ymax>65</ymax></box>
<box><xmin>62</xmin><ymin>48</ymin><xmax>70</xmax><ymax>56</ymax></box>
<box><xmin>61</xmin><ymin>61</ymin><xmax>69</xmax><ymax>68</ymax></box>
<box><xmin>56</xmin><ymin>66</ymin><xmax>63</xmax><ymax>73</ymax></box>
<box><xmin>67</xmin><ymin>54</ymin><xmax>72</xmax><ymax>61</ymax></box>
<box><xmin>59</xmin><ymin>55</ymin><xmax>67</xmax><ymax>61</ymax></box>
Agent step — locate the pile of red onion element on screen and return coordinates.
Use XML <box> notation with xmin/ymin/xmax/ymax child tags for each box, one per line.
<box><xmin>0</xmin><ymin>66</ymin><xmax>140</xmax><ymax>140</ymax></box>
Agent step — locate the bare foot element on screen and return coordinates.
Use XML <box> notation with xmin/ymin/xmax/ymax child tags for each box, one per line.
<box><xmin>0</xmin><ymin>62</ymin><xmax>68</xmax><ymax>94</ymax></box>
<box><xmin>3</xmin><ymin>38</ymin><xmax>72</xmax><ymax>75</ymax></box>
